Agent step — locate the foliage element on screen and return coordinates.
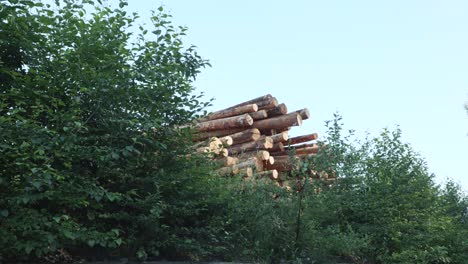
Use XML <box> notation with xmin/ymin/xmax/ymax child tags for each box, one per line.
<box><xmin>1</xmin><ymin>0</ymin><xmax>467</xmax><ymax>263</ymax></box>
<box><xmin>0</xmin><ymin>0</ymin><xmax>219</xmax><ymax>262</ymax></box>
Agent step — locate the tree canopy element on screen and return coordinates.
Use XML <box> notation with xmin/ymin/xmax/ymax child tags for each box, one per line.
<box><xmin>1</xmin><ymin>1</ymin><xmax>467</xmax><ymax>263</ymax></box>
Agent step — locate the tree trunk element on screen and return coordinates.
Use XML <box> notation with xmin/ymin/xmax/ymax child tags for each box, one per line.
<box><xmin>228</xmin><ymin>136</ymin><xmax>273</xmax><ymax>155</ymax></box>
<box><xmin>257</xmin><ymin>97</ymin><xmax>279</xmax><ymax>110</ymax></box>
<box><xmin>270</xmin><ymin>131</ymin><xmax>288</xmax><ymax>143</ymax></box>
<box><xmin>199</xmin><ymin>104</ymin><xmax>258</xmax><ymax>122</ymax></box>
<box><xmin>252</xmin><ymin>113</ymin><xmax>302</xmax><ymax>130</ymax></box>
<box><xmin>249</xmin><ymin>110</ymin><xmax>268</xmax><ymax>120</ymax></box>
<box><xmin>192</xmin><ymin>128</ymin><xmax>247</xmax><ymax>141</ymax></box>
<box><xmin>266</xmin><ymin>103</ymin><xmax>288</xmax><ymax>117</ymax></box>
<box><xmin>194</xmin><ymin>113</ymin><xmax>253</xmax><ymax>132</ymax></box>
<box><xmin>294</xmin><ymin>108</ymin><xmax>310</xmax><ymax>120</ymax></box>
<box><xmin>229</xmin><ymin>128</ymin><xmax>261</xmax><ymax>145</ymax></box>
<box><xmin>287</xmin><ymin>133</ymin><xmax>318</xmax><ymax>145</ymax></box>
<box><xmin>237</xmin><ymin>150</ymin><xmax>270</xmax><ymax>161</ymax></box>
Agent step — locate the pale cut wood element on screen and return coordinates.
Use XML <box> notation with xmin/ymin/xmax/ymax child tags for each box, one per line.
<box><xmin>294</xmin><ymin>108</ymin><xmax>310</xmax><ymax>120</ymax></box>
<box><xmin>256</xmin><ymin>97</ymin><xmax>279</xmax><ymax>111</ymax></box>
<box><xmin>220</xmin><ymin>136</ymin><xmax>233</xmax><ymax>146</ymax></box>
<box><xmin>238</xmin><ymin>167</ymin><xmax>254</xmax><ymax>177</ymax></box>
<box><xmin>270</xmin><ymin>131</ymin><xmax>288</xmax><ymax>143</ymax></box>
<box><xmin>192</xmin><ymin>128</ymin><xmax>246</xmax><ymax>141</ymax></box>
<box><xmin>219</xmin><ymin>148</ymin><xmax>229</xmax><ymax>157</ymax></box>
<box><xmin>229</xmin><ymin>128</ymin><xmax>261</xmax><ymax>145</ymax></box>
<box><xmin>249</xmin><ymin>110</ymin><xmax>268</xmax><ymax>120</ymax></box>
<box><xmin>228</xmin><ymin>136</ymin><xmax>273</xmax><ymax>155</ymax></box>
<box><xmin>268</xmin><ymin>156</ymin><xmax>275</xmax><ymax>165</ymax></box>
<box><xmin>195</xmin><ymin>114</ymin><xmax>253</xmax><ymax>132</ymax></box>
<box><xmin>199</xmin><ymin>104</ymin><xmax>258</xmax><ymax>122</ymax></box>
<box><xmin>266</xmin><ymin>103</ymin><xmax>288</xmax><ymax>117</ymax></box>
<box><xmin>223</xmin><ymin>94</ymin><xmax>273</xmax><ymax>110</ymax></box>
<box><xmin>256</xmin><ymin>169</ymin><xmax>278</xmax><ymax>180</ymax></box>
<box><xmin>287</xmin><ymin>133</ymin><xmax>318</xmax><ymax>145</ymax></box>
<box><xmin>252</xmin><ymin>113</ymin><xmax>302</xmax><ymax>130</ymax></box>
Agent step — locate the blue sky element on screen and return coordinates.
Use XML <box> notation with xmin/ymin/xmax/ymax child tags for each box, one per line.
<box><xmin>119</xmin><ymin>0</ymin><xmax>468</xmax><ymax>189</ymax></box>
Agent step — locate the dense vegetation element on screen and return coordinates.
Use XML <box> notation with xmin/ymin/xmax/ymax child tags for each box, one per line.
<box><xmin>1</xmin><ymin>0</ymin><xmax>467</xmax><ymax>263</ymax></box>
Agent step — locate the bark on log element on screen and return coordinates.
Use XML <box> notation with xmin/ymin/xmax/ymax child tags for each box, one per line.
<box><xmin>257</xmin><ymin>97</ymin><xmax>279</xmax><ymax>111</ymax></box>
<box><xmin>266</xmin><ymin>103</ymin><xmax>288</xmax><ymax>117</ymax></box>
<box><xmin>287</xmin><ymin>133</ymin><xmax>318</xmax><ymax>145</ymax></box>
<box><xmin>270</xmin><ymin>131</ymin><xmax>288</xmax><ymax>143</ymax></box>
<box><xmin>195</xmin><ymin>114</ymin><xmax>253</xmax><ymax>132</ymax></box>
<box><xmin>199</xmin><ymin>104</ymin><xmax>258</xmax><ymax>122</ymax></box>
<box><xmin>237</xmin><ymin>157</ymin><xmax>264</xmax><ymax>171</ymax></box>
<box><xmin>249</xmin><ymin>110</ymin><xmax>268</xmax><ymax>120</ymax></box>
<box><xmin>228</xmin><ymin>136</ymin><xmax>273</xmax><ymax>155</ymax></box>
<box><xmin>264</xmin><ymin>157</ymin><xmax>298</xmax><ymax>172</ymax></box>
<box><xmin>294</xmin><ymin>108</ymin><xmax>310</xmax><ymax>120</ymax></box>
<box><xmin>252</xmin><ymin>113</ymin><xmax>302</xmax><ymax>130</ymax></box>
<box><xmin>271</xmin><ymin>144</ymin><xmax>319</xmax><ymax>156</ymax></box>
<box><xmin>229</xmin><ymin>128</ymin><xmax>261</xmax><ymax>145</ymax></box>
<box><xmin>192</xmin><ymin>128</ymin><xmax>246</xmax><ymax>141</ymax></box>
<box><xmin>237</xmin><ymin>150</ymin><xmax>270</xmax><ymax>161</ymax></box>
<box><xmin>270</xmin><ymin>142</ymin><xmax>285</xmax><ymax>153</ymax></box>
<box><xmin>223</xmin><ymin>94</ymin><xmax>273</xmax><ymax>110</ymax></box>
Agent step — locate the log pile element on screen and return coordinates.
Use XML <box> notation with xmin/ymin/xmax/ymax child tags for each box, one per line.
<box><xmin>189</xmin><ymin>94</ymin><xmax>336</xmax><ymax>187</ymax></box>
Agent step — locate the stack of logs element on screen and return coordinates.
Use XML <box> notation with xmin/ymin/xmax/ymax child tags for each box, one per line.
<box><xmin>190</xmin><ymin>94</ymin><xmax>336</xmax><ymax>188</ymax></box>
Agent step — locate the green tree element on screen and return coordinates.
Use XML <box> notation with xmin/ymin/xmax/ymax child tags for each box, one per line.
<box><xmin>0</xmin><ymin>0</ymin><xmax>216</xmax><ymax>261</ymax></box>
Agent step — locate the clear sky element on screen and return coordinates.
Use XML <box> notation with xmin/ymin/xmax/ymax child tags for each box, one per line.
<box><xmin>119</xmin><ymin>0</ymin><xmax>468</xmax><ymax>189</ymax></box>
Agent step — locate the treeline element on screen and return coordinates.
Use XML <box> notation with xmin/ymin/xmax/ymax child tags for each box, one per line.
<box><xmin>1</xmin><ymin>1</ymin><xmax>467</xmax><ymax>263</ymax></box>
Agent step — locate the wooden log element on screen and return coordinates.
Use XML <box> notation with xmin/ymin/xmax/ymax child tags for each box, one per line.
<box><xmin>237</xmin><ymin>157</ymin><xmax>264</xmax><ymax>171</ymax></box>
<box><xmin>229</xmin><ymin>128</ymin><xmax>261</xmax><ymax>145</ymax></box>
<box><xmin>270</xmin><ymin>142</ymin><xmax>284</xmax><ymax>153</ymax></box>
<box><xmin>268</xmin><ymin>156</ymin><xmax>275</xmax><ymax>165</ymax></box>
<box><xmin>264</xmin><ymin>157</ymin><xmax>298</xmax><ymax>172</ymax></box>
<box><xmin>199</xmin><ymin>104</ymin><xmax>258</xmax><ymax>122</ymax></box>
<box><xmin>266</xmin><ymin>103</ymin><xmax>288</xmax><ymax>117</ymax></box>
<box><xmin>192</xmin><ymin>128</ymin><xmax>246</xmax><ymax>141</ymax></box>
<box><xmin>216</xmin><ymin>165</ymin><xmax>239</xmax><ymax>176</ymax></box>
<box><xmin>219</xmin><ymin>148</ymin><xmax>229</xmax><ymax>157</ymax></box>
<box><xmin>270</xmin><ymin>131</ymin><xmax>288</xmax><ymax>143</ymax></box>
<box><xmin>252</xmin><ymin>113</ymin><xmax>302</xmax><ymax>130</ymax></box>
<box><xmin>256</xmin><ymin>169</ymin><xmax>278</xmax><ymax>180</ymax></box>
<box><xmin>238</xmin><ymin>167</ymin><xmax>254</xmax><ymax>177</ymax></box>
<box><xmin>249</xmin><ymin>110</ymin><xmax>268</xmax><ymax>120</ymax></box>
<box><xmin>271</xmin><ymin>144</ymin><xmax>319</xmax><ymax>156</ymax></box>
<box><xmin>220</xmin><ymin>136</ymin><xmax>233</xmax><ymax>146</ymax></box>
<box><xmin>213</xmin><ymin>156</ymin><xmax>239</xmax><ymax>167</ymax></box>
<box><xmin>285</xmin><ymin>142</ymin><xmax>317</xmax><ymax>150</ymax></box>
<box><xmin>223</xmin><ymin>94</ymin><xmax>273</xmax><ymax>110</ymax></box>
<box><xmin>228</xmin><ymin>136</ymin><xmax>273</xmax><ymax>155</ymax></box>
<box><xmin>294</xmin><ymin>108</ymin><xmax>310</xmax><ymax>120</ymax></box>
<box><xmin>237</xmin><ymin>150</ymin><xmax>270</xmax><ymax>161</ymax></box>
<box><xmin>257</xmin><ymin>97</ymin><xmax>279</xmax><ymax>111</ymax></box>
<box><xmin>287</xmin><ymin>133</ymin><xmax>318</xmax><ymax>145</ymax></box>
<box><xmin>194</xmin><ymin>114</ymin><xmax>253</xmax><ymax>132</ymax></box>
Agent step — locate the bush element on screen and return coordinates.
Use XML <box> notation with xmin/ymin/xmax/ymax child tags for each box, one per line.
<box><xmin>0</xmin><ymin>0</ymin><xmax>218</xmax><ymax>261</ymax></box>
